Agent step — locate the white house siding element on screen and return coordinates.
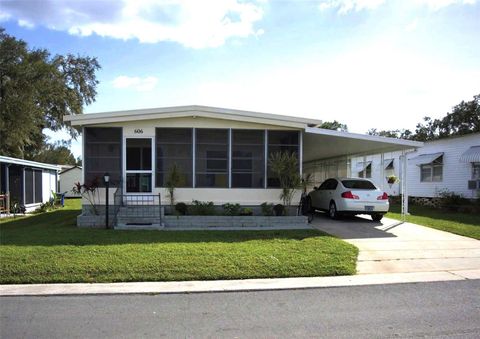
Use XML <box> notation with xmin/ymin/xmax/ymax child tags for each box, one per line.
<box><xmin>350</xmin><ymin>133</ymin><xmax>480</xmax><ymax>199</ymax></box>
<box><xmin>59</xmin><ymin>168</ymin><xmax>82</xmax><ymax>197</ymax></box>
<box><xmin>83</xmin><ymin>116</ymin><xmax>302</xmax><ymax>206</ymax></box>
<box><xmin>406</xmin><ymin>133</ymin><xmax>480</xmax><ymax>199</ymax></box>
<box><xmin>41</xmin><ymin>170</ymin><xmax>57</xmax><ymax>203</ymax></box>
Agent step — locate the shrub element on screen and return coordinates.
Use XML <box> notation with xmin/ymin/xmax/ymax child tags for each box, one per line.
<box><xmin>189</xmin><ymin>200</ymin><xmax>216</xmax><ymax>215</ymax></box>
<box><xmin>260</xmin><ymin>202</ymin><xmax>274</xmax><ymax>216</ymax></box>
<box><xmin>175</xmin><ymin>202</ymin><xmax>188</xmax><ymax>215</ymax></box>
<box><xmin>437</xmin><ymin>189</ymin><xmax>470</xmax><ymax>210</ymax></box>
<box><xmin>240</xmin><ymin>207</ymin><xmax>253</xmax><ymax>216</ymax></box>
<box><xmin>273</xmin><ymin>204</ymin><xmax>285</xmax><ymax>216</ymax></box>
<box><xmin>223</xmin><ymin>203</ymin><xmax>241</xmax><ymax>216</ymax></box>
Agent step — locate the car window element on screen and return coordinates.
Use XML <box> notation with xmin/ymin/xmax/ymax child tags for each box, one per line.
<box><xmin>322</xmin><ymin>179</ymin><xmax>337</xmax><ymax>190</ymax></box>
<box><xmin>341</xmin><ymin>180</ymin><xmax>376</xmax><ymax>189</ymax></box>
<box><xmin>318</xmin><ymin>181</ymin><xmax>328</xmax><ymax>190</ymax></box>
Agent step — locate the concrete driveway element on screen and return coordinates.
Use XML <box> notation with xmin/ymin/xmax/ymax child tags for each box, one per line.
<box><xmin>311</xmin><ymin>213</ymin><xmax>480</xmax><ymax>275</ymax></box>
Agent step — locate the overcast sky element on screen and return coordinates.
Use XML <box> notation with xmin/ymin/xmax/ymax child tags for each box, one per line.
<box><xmin>1</xmin><ymin>0</ymin><xmax>479</xmax><ymax>158</ymax></box>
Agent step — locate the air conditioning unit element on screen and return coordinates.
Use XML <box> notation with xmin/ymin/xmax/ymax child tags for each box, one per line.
<box><xmin>468</xmin><ymin>180</ymin><xmax>480</xmax><ymax>190</ymax></box>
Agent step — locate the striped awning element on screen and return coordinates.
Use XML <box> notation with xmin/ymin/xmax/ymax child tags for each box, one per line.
<box><xmin>410</xmin><ymin>152</ymin><xmax>443</xmax><ymax>166</ymax></box>
<box><xmin>355</xmin><ymin>161</ymin><xmax>372</xmax><ymax>172</ymax></box>
<box><xmin>383</xmin><ymin>159</ymin><xmax>394</xmax><ymax>169</ymax></box>
<box><xmin>460</xmin><ymin>146</ymin><xmax>480</xmax><ymax>163</ymax></box>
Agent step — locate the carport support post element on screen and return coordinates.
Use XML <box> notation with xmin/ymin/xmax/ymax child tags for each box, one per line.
<box><xmin>401</xmin><ymin>150</ymin><xmax>408</xmax><ymax>221</ymax></box>
<box><xmin>380</xmin><ymin>153</ymin><xmax>385</xmax><ymax>191</ymax></box>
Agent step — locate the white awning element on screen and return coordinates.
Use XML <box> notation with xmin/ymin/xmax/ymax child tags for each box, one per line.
<box><xmin>383</xmin><ymin>159</ymin><xmax>394</xmax><ymax>169</ymax></box>
<box><xmin>410</xmin><ymin>152</ymin><xmax>443</xmax><ymax>166</ymax></box>
<box><xmin>355</xmin><ymin>161</ymin><xmax>372</xmax><ymax>172</ymax></box>
<box><xmin>459</xmin><ymin>146</ymin><xmax>480</xmax><ymax>163</ymax></box>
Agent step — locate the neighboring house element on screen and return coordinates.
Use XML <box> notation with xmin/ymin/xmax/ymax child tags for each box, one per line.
<box><xmin>63</xmin><ymin>105</ymin><xmax>421</xmax><ymax>226</ymax></box>
<box><xmin>0</xmin><ymin>156</ymin><xmax>60</xmax><ymax>212</ymax></box>
<box><xmin>59</xmin><ymin>165</ymin><xmax>82</xmax><ymax>197</ymax></box>
<box><xmin>350</xmin><ymin>133</ymin><xmax>480</xmax><ymax>199</ymax></box>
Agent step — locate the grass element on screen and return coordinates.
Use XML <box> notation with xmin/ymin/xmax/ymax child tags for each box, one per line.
<box><xmin>387</xmin><ymin>204</ymin><xmax>480</xmax><ymax>240</ymax></box>
<box><xmin>0</xmin><ymin>199</ymin><xmax>358</xmax><ymax>284</ymax></box>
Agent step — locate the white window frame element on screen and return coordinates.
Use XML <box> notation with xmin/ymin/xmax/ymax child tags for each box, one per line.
<box><xmin>420</xmin><ymin>157</ymin><xmax>443</xmax><ymax>182</ymax></box>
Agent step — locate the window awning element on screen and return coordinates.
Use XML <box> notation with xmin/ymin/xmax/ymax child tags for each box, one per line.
<box><xmin>459</xmin><ymin>146</ymin><xmax>480</xmax><ymax>163</ymax></box>
<box><xmin>383</xmin><ymin>159</ymin><xmax>394</xmax><ymax>169</ymax></box>
<box><xmin>355</xmin><ymin>161</ymin><xmax>372</xmax><ymax>172</ymax></box>
<box><xmin>410</xmin><ymin>152</ymin><xmax>443</xmax><ymax>166</ymax></box>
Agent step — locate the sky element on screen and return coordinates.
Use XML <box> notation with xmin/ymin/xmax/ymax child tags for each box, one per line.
<box><xmin>1</xmin><ymin>0</ymin><xmax>479</xmax><ymax>158</ymax></box>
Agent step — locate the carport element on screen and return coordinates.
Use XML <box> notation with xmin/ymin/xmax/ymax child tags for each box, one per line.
<box><xmin>301</xmin><ymin>127</ymin><xmax>423</xmax><ymax>217</ymax></box>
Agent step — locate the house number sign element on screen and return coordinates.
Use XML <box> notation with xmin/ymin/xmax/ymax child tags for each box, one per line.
<box><xmin>134</xmin><ymin>129</ymin><xmax>143</xmax><ymax>134</ymax></box>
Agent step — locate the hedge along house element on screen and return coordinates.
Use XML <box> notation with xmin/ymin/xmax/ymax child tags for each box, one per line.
<box><xmin>64</xmin><ymin>105</ymin><xmax>422</xmax><ymax>228</ymax></box>
<box><xmin>0</xmin><ymin>156</ymin><xmax>60</xmax><ymax>213</ymax></box>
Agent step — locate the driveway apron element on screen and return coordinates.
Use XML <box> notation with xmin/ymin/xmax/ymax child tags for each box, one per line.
<box><xmin>311</xmin><ymin>214</ymin><xmax>480</xmax><ymax>274</ymax></box>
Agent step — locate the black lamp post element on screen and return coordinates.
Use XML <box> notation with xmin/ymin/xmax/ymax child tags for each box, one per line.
<box><xmin>104</xmin><ymin>173</ymin><xmax>110</xmax><ymax>229</ymax></box>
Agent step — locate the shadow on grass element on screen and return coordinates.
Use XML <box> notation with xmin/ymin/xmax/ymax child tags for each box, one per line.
<box><xmin>0</xmin><ymin>208</ymin><xmax>328</xmax><ymax>247</ymax></box>
<box><xmin>389</xmin><ymin>204</ymin><xmax>480</xmax><ymax>226</ymax></box>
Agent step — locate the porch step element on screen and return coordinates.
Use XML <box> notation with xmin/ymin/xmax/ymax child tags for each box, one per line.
<box><xmin>115</xmin><ymin>223</ymin><xmax>164</xmax><ymax>230</ymax></box>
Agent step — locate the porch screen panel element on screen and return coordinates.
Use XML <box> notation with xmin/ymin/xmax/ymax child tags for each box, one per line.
<box><xmin>34</xmin><ymin>170</ymin><xmax>42</xmax><ymax>202</ymax></box>
<box><xmin>25</xmin><ymin>169</ymin><xmax>34</xmax><ymax>204</ymax></box>
<box><xmin>8</xmin><ymin>165</ymin><xmax>23</xmax><ymax>205</ymax></box>
<box><xmin>195</xmin><ymin>129</ymin><xmax>229</xmax><ymax>188</ymax></box>
<box><xmin>156</xmin><ymin>128</ymin><xmax>193</xmax><ymax>187</ymax></box>
<box><xmin>231</xmin><ymin>130</ymin><xmax>265</xmax><ymax>188</ymax></box>
<box><xmin>267</xmin><ymin>130</ymin><xmax>300</xmax><ymax>188</ymax></box>
<box><xmin>84</xmin><ymin>127</ymin><xmax>122</xmax><ymax>187</ymax></box>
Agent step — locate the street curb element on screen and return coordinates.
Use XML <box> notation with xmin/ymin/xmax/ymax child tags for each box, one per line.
<box><xmin>1</xmin><ymin>270</ymin><xmax>479</xmax><ymax>297</ymax></box>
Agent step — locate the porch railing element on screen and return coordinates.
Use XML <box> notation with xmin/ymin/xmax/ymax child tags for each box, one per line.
<box><xmin>113</xmin><ymin>185</ymin><xmax>162</xmax><ymax>226</ymax></box>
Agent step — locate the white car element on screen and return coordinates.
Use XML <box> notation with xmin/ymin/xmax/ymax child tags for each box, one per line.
<box><xmin>306</xmin><ymin>178</ymin><xmax>389</xmax><ymax>221</ymax></box>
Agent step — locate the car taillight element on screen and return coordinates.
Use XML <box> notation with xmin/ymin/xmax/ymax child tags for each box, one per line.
<box><xmin>377</xmin><ymin>192</ymin><xmax>388</xmax><ymax>200</ymax></box>
<box><xmin>341</xmin><ymin>191</ymin><xmax>359</xmax><ymax>199</ymax></box>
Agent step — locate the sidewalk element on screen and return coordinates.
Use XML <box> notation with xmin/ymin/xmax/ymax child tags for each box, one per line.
<box><xmin>1</xmin><ymin>269</ymin><xmax>479</xmax><ymax>296</ymax></box>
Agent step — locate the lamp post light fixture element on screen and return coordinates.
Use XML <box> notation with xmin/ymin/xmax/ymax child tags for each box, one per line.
<box><xmin>104</xmin><ymin>173</ymin><xmax>110</xmax><ymax>229</ymax></box>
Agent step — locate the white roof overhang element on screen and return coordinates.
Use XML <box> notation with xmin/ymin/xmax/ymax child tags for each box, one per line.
<box><xmin>0</xmin><ymin>156</ymin><xmax>61</xmax><ymax>171</ymax></box>
<box><xmin>303</xmin><ymin>127</ymin><xmax>423</xmax><ymax>163</ymax></box>
<box><xmin>409</xmin><ymin>152</ymin><xmax>444</xmax><ymax>166</ymax></box>
<box><xmin>63</xmin><ymin>105</ymin><xmax>323</xmax><ymax>129</ymax></box>
<box><xmin>459</xmin><ymin>146</ymin><xmax>480</xmax><ymax>163</ymax></box>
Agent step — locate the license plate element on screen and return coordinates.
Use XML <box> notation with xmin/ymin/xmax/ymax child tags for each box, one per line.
<box><xmin>364</xmin><ymin>206</ymin><xmax>374</xmax><ymax>212</ymax></box>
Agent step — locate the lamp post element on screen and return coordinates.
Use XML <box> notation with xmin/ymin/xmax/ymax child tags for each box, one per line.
<box><xmin>104</xmin><ymin>173</ymin><xmax>110</xmax><ymax>229</ymax></box>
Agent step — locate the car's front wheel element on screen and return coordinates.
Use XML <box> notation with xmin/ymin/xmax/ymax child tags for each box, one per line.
<box><xmin>371</xmin><ymin>213</ymin><xmax>383</xmax><ymax>222</ymax></box>
<box><xmin>328</xmin><ymin>201</ymin><xmax>338</xmax><ymax>220</ymax></box>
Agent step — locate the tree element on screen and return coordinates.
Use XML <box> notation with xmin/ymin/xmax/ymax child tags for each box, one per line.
<box><xmin>165</xmin><ymin>163</ymin><xmax>186</xmax><ymax>208</ymax></box>
<box><xmin>32</xmin><ymin>140</ymin><xmax>77</xmax><ymax>165</ymax></box>
<box><xmin>0</xmin><ymin>28</ymin><xmax>100</xmax><ymax>159</ymax></box>
<box><xmin>319</xmin><ymin>120</ymin><xmax>348</xmax><ymax>131</ymax></box>
<box><xmin>367</xmin><ymin>128</ymin><xmax>413</xmax><ymax>139</ymax></box>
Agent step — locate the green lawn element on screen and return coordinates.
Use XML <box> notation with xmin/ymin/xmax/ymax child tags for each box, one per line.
<box><xmin>0</xmin><ymin>199</ymin><xmax>358</xmax><ymax>284</ymax></box>
<box><xmin>387</xmin><ymin>204</ymin><xmax>480</xmax><ymax>240</ymax></box>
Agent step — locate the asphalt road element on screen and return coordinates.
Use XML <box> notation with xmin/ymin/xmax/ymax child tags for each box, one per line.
<box><xmin>1</xmin><ymin>280</ymin><xmax>479</xmax><ymax>338</ymax></box>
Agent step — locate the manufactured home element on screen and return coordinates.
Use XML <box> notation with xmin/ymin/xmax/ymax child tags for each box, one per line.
<box><xmin>64</xmin><ymin>105</ymin><xmax>422</xmax><ymax>227</ymax></box>
<box><xmin>350</xmin><ymin>133</ymin><xmax>480</xmax><ymax>199</ymax></box>
<box><xmin>0</xmin><ymin>156</ymin><xmax>60</xmax><ymax>213</ymax></box>
<box><xmin>59</xmin><ymin>165</ymin><xmax>82</xmax><ymax>198</ymax></box>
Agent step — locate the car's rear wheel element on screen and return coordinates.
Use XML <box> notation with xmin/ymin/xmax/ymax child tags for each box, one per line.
<box><xmin>371</xmin><ymin>213</ymin><xmax>383</xmax><ymax>222</ymax></box>
<box><xmin>328</xmin><ymin>201</ymin><xmax>338</xmax><ymax>220</ymax></box>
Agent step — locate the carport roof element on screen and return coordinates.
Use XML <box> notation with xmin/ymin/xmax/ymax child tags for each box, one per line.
<box><xmin>303</xmin><ymin>127</ymin><xmax>423</xmax><ymax>163</ymax></box>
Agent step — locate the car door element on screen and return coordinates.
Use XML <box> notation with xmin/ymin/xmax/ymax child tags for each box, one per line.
<box><xmin>322</xmin><ymin>179</ymin><xmax>338</xmax><ymax>209</ymax></box>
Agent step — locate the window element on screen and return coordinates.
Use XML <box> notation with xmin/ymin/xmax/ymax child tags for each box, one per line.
<box><xmin>324</xmin><ymin>179</ymin><xmax>338</xmax><ymax>190</ymax></box>
<box><xmin>342</xmin><ymin>179</ymin><xmax>376</xmax><ymax>190</ymax></box>
<box><xmin>358</xmin><ymin>163</ymin><xmax>372</xmax><ymax>178</ymax></box>
<box><xmin>472</xmin><ymin>163</ymin><xmax>480</xmax><ymax>180</ymax></box>
<box><xmin>195</xmin><ymin>129</ymin><xmax>229</xmax><ymax>188</ymax></box>
<box><xmin>267</xmin><ymin>130</ymin><xmax>299</xmax><ymax>187</ymax></box>
<box><xmin>231</xmin><ymin>130</ymin><xmax>265</xmax><ymax>188</ymax></box>
<box><xmin>84</xmin><ymin>127</ymin><xmax>122</xmax><ymax>187</ymax></box>
<box><xmin>24</xmin><ymin>168</ymin><xmax>43</xmax><ymax>204</ymax></box>
<box><xmin>420</xmin><ymin>156</ymin><xmax>443</xmax><ymax>182</ymax></box>
<box><xmin>156</xmin><ymin>128</ymin><xmax>193</xmax><ymax>187</ymax></box>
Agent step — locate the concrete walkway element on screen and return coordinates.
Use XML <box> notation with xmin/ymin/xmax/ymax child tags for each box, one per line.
<box><xmin>311</xmin><ymin>214</ymin><xmax>480</xmax><ymax>274</ymax></box>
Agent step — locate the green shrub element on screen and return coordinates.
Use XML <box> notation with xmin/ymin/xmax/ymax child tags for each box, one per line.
<box><xmin>189</xmin><ymin>200</ymin><xmax>216</xmax><ymax>215</ymax></box>
<box><xmin>223</xmin><ymin>203</ymin><xmax>241</xmax><ymax>216</ymax></box>
<box><xmin>273</xmin><ymin>204</ymin><xmax>285</xmax><ymax>216</ymax></box>
<box><xmin>175</xmin><ymin>202</ymin><xmax>188</xmax><ymax>215</ymax></box>
<box><xmin>437</xmin><ymin>189</ymin><xmax>470</xmax><ymax>210</ymax></box>
<box><xmin>240</xmin><ymin>207</ymin><xmax>253</xmax><ymax>216</ymax></box>
<box><xmin>260</xmin><ymin>202</ymin><xmax>274</xmax><ymax>216</ymax></box>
